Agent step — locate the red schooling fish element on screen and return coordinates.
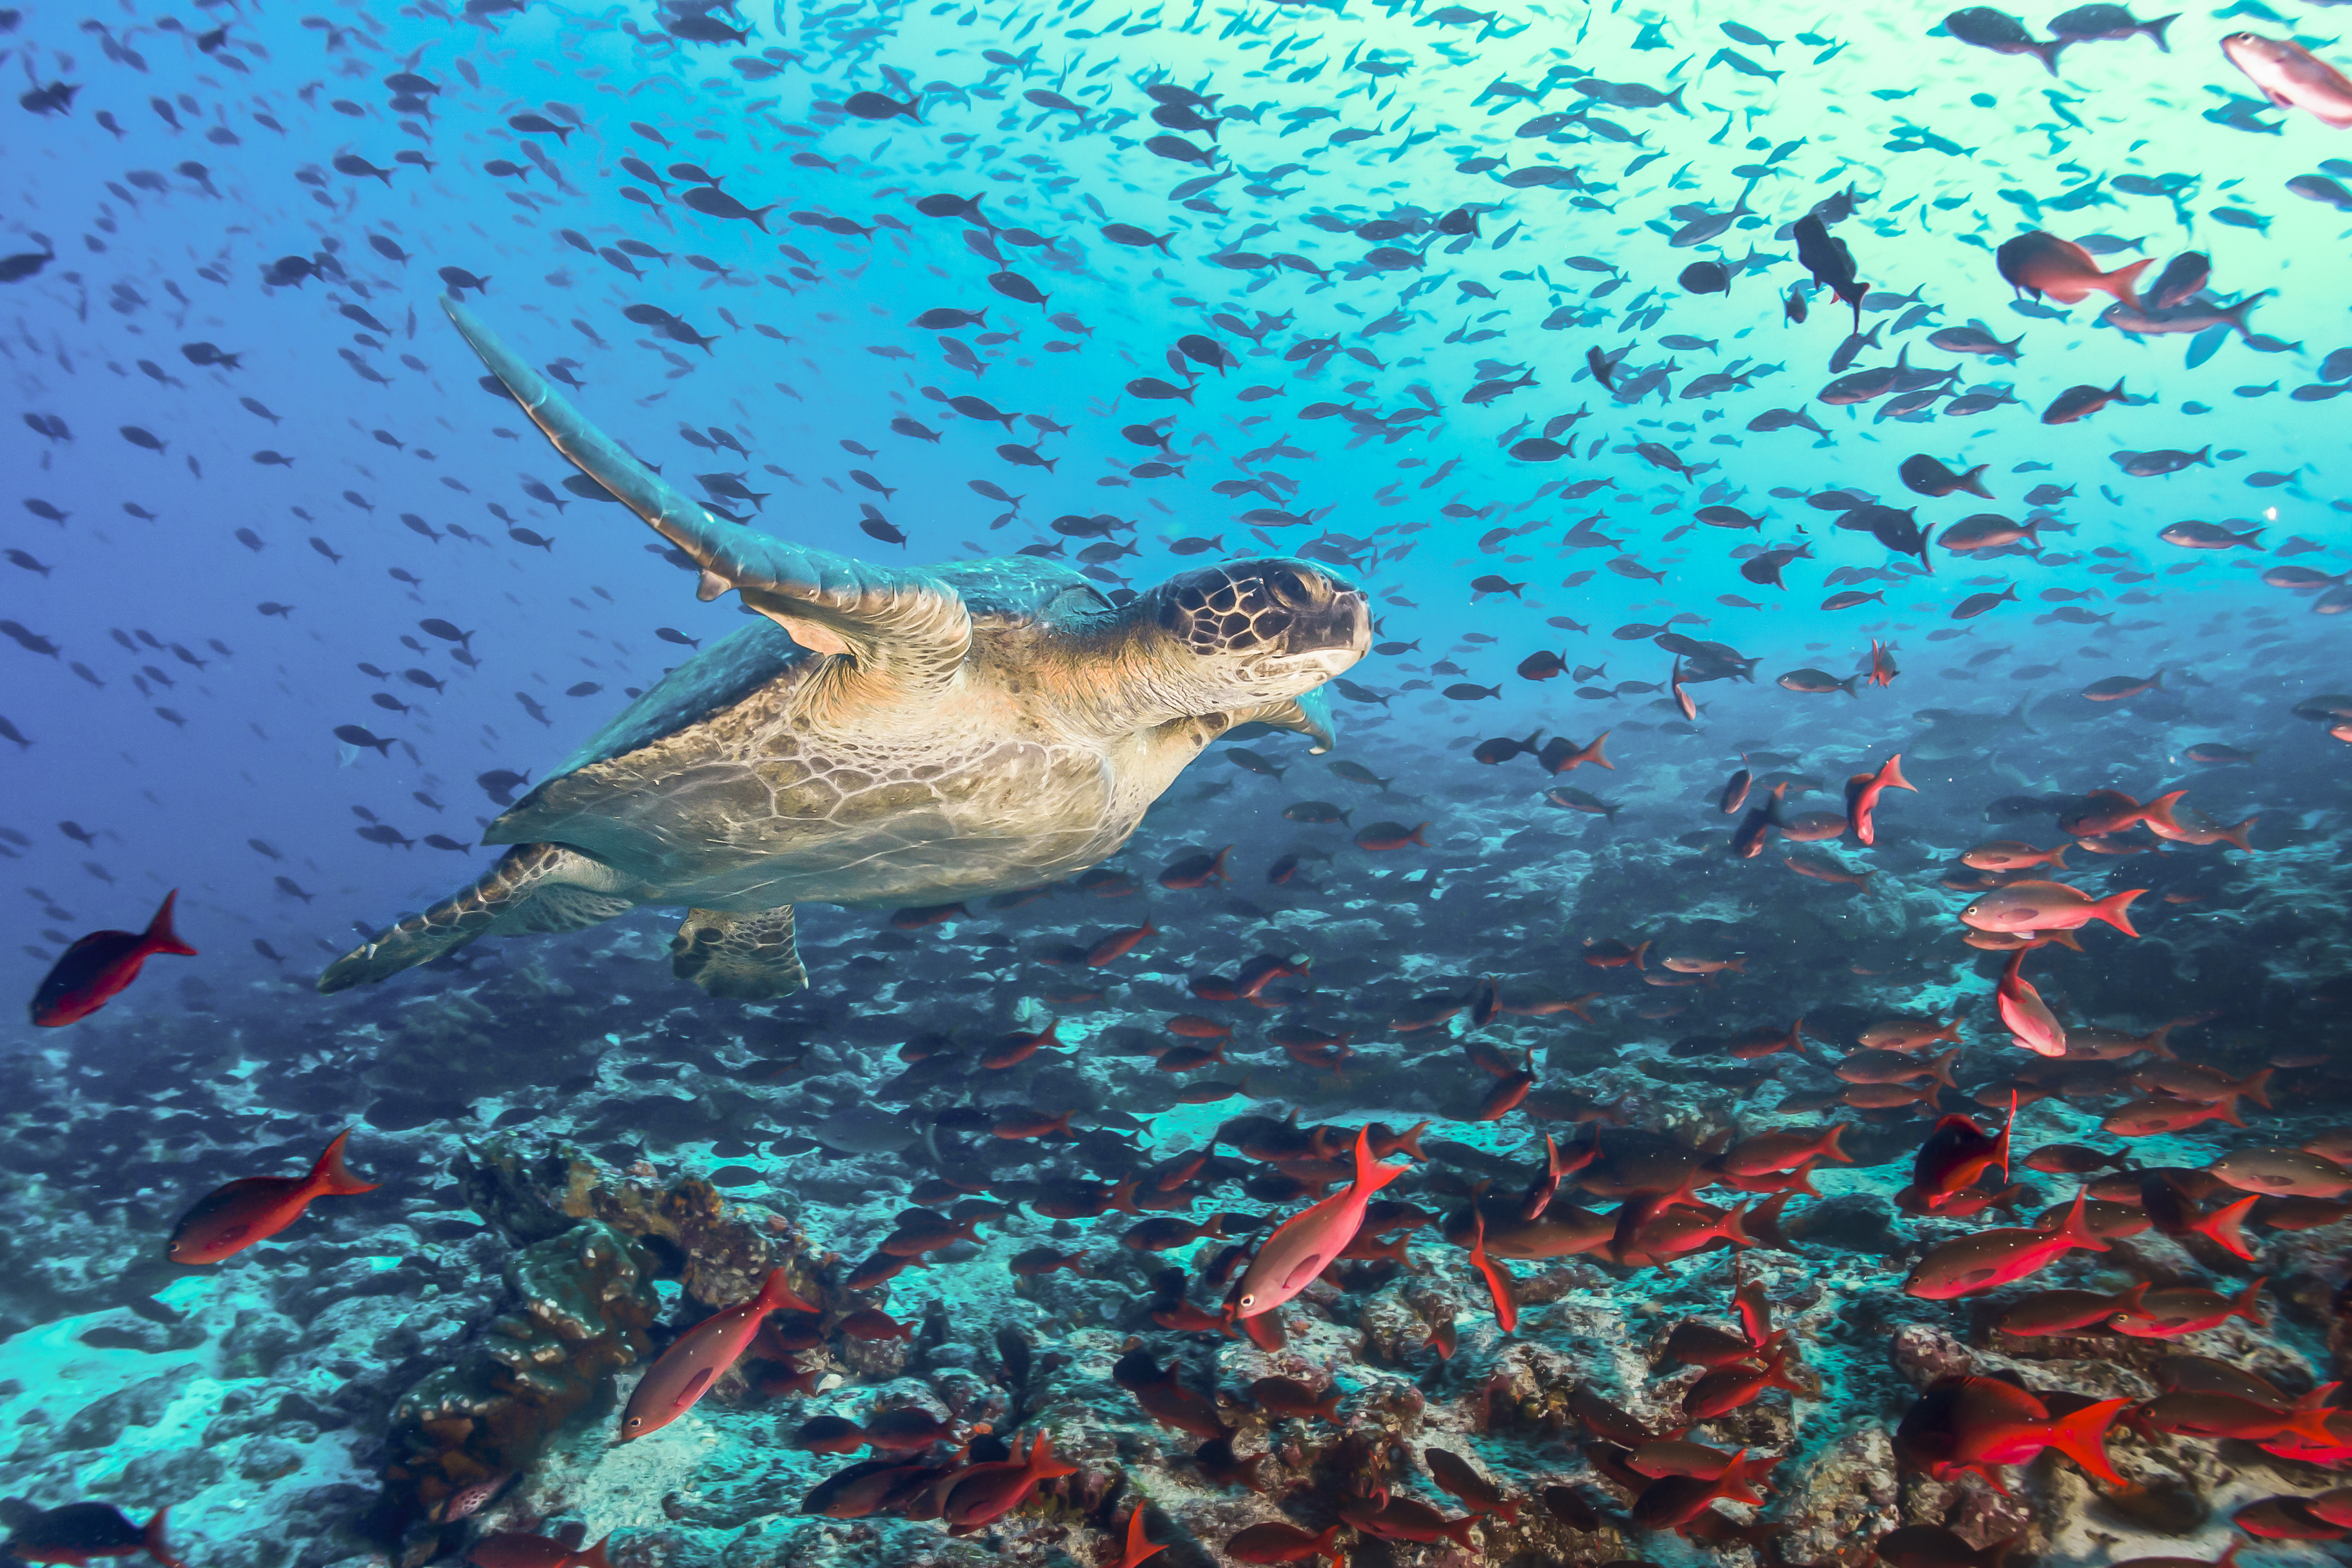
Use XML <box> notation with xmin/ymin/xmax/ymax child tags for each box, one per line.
<box><xmin>31</xmin><ymin>890</ymin><xmax>199</xmax><ymax>1026</ymax></box>
<box><xmin>1896</xmin><ymin>1375</ymin><xmax>2129</xmax><ymax>1489</ymax></box>
<box><xmin>622</xmin><ymin>1267</ymin><xmax>819</xmax><ymax>1439</ymax></box>
<box><xmin>1230</xmin><ymin>1128</ymin><xmax>1409</xmax><ymax>1320</ymax></box>
<box><xmin>167</xmin><ymin>1130</ymin><xmax>381</xmax><ymax>1265</ymax></box>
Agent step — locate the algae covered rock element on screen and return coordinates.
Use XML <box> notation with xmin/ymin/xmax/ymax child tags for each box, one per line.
<box><xmin>382</xmin><ymin>1217</ymin><xmax>658</xmax><ymax>1526</ymax></box>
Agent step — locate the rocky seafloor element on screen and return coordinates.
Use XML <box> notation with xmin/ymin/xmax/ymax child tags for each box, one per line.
<box><xmin>4</xmin><ymin>681</ymin><xmax>2352</xmax><ymax>1568</ymax></box>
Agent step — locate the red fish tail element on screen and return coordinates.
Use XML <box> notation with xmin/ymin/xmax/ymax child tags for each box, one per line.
<box><xmin>2288</xmin><ymin>1404</ymin><xmax>2346</xmax><ymax>1447</ymax></box>
<box><xmin>2193</xmin><ymin>1195</ymin><xmax>2260</xmax><ymax>1260</ymax></box>
<box><xmin>2217</xmin><ymin>1098</ymin><xmax>2246</xmax><ymax>1129</ymax></box>
<box><xmin>2139</xmin><ymin>790</ymin><xmax>2188</xmax><ymax>837</ymax></box>
<box><xmin>2221</xmin><ymin>814</ymin><xmax>2258</xmax><ymax>852</ymax></box>
<box><xmin>2231</xmin><ymin>1275</ymin><xmax>2268</xmax><ymax>1325</ymax></box>
<box><xmin>2057</xmin><ymin>1189</ymin><xmax>2109</xmax><ymax>1253</ymax></box>
<box><xmin>2046</xmin><ymin>843</ymin><xmax>2068</xmax><ymax>870</ymax></box>
<box><xmin>1395</xmin><ymin>1119</ymin><xmax>1431</xmax><ymax>1161</ymax></box>
<box><xmin>1028</xmin><ymin>1429</ymin><xmax>1077</xmax><ymax>1480</ymax></box>
<box><xmin>2044</xmin><ymin>1396</ymin><xmax>2129</xmax><ymax>1485</ymax></box>
<box><xmin>756</xmin><ymin>1266</ymin><xmax>819</xmax><ymax>1316</ymax></box>
<box><xmin>1408</xmin><ymin>823</ymin><xmax>1429</xmax><ymax>847</ymax></box>
<box><xmin>1589</xmin><ymin>731</ymin><xmax>1614</xmax><ymax>770</ymax></box>
<box><xmin>1352</xmin><ymin>1126</ymin><xmax>1409</xmax><ymax>1198</ymax></box>
<box><xmin>143</xmin><ymin>1508</ymin><xmax>186</xmax><ymax>1568</ymax></box>
<box><xmin>1930</xmin><ymin>1049</ymin><xmax>1961</xmax><ymax>1090</ymax></box>
<box><xmin>144</xmin><ymin>890</ymin><xmax>201</xmax><ymax>957</ymax></box>
<box><xmin>1878</xmin><ymin>753</ymin><xmax>1914</xmax><ymax>793</ymax></box>
<box><xmin>309</xmin><ymin>1130</ymin><xmax>382</xmax><ymax>1197</ymax></box>
<box><xmin>2102</xmin><ymin>255</ymin><xmax>2154</xmax><ymax>310</ymax></box>
<box><xmin>1714</xmin><ymin>1447</ymin><xmax>1767</xmax><ymax>1506</ymax></box>
<box><xmin>2239</xmin><ymin>1066</ymin><xmax>2274</xmax><ymax>1110</ymax></box>
<box><xmin>2092</xmin><ymin>888</ymin><xmax>2144</xmax><ymax>937</ymax></box>
<box><xmin>573</xmin><ymin>1537</ymin><xmax>616</xmax><ymax>1568</ymax></box>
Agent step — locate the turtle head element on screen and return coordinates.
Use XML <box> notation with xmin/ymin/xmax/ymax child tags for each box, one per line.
<box><xmin>1140</xmin><ymin>556</ymin><xmax>1369</xmax><ymax>707</ymax></box>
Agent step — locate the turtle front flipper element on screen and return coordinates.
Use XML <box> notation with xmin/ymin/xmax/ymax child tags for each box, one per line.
<box><xmin>669</xmin><ymin>906</ymin><xmax>808</xmax><ymax>999</ymax></box>
<box><xmin>317</xmin><ymin>843</ymin><xmax>636</xmax><ymax>993</ymax></box>
<box><xmin>1221</xmin><ymin>687</ymin><xmax>1340</xmax><ymax>753</ymax></box>
<box><xmin>440</xmin><ymin>295</ymin><xmax>970</xmax><ymax>700</ymax></box>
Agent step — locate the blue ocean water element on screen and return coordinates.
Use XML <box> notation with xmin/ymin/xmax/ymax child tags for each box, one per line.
<box><xmin>4</xmin><ymin>0</ymin><xmax>2352</xmax><ymax>1559</ymax></box>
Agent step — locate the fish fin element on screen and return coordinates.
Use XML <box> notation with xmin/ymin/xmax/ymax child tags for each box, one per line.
<box><xmin>309</xmin><ymin>1129</ymin><xmax>382</xmax><ymax>1197</ymax></box>
<box><xmin>2103</xmin><ymin>256</ymin><xmax>2155</xmax><ymax>311</ymax></box>
<box><xmin>1351</xmin><ymin>1127</ymin><xmax>1409</xmax><ymax>1197</ymax></box>
<box><xmin>2057</xmin><ymin>1189</ymin><xmax>2110</xmax><ymax>1252</ymax></box>
<box><xmin>144</xmin><ymin>890</ymin><xmax>200</xmax><ymax>956</ymax></box>
<box><xmin>143</xmin><ymin>1508</ymin><xmax>185</xmax><ymax>1568</ymax></box>
<box><xmin>757</xmin><ymin>1266</ymin><xmax>818</xmax><ymax>1316</ymax></box>
<box><xmin>2046</xmin><ymin>843</ymin><xmax>2068</xmax><ymax>870</ymax></box>
<box><xmin>2239</xmin><ymin>1066</ymin><xmax>2273</xmax><ymax>1110</ymax></box>
<box><xmin>2043</xmin><ymin>1396</ymin><xmax>2130</xmax><ymax>1486</ymax></box>
<box><xmin>2223</xmin><ymin>814</ymin><xmax>2259</xmax><ymax>852</ymax></box>
<box><xmin>2195</xmin><ymin>1197</ymin><xmax>2260</xmax><ymax>1261</ymax></box>
<box><xmin>572</xmin><ymin>1538</ymin><xmax>616</xmax><ymax>1568</ymax></box>
<box><xmin>2091</xmin><ymin>888</ymin><xmax>2143</xmax><ymax>938</ymax></box>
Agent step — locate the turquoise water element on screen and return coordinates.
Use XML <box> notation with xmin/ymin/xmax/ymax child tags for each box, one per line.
<box><xmin>3</xmin><ymin>0</ymin><xmax>2350</xmax><ymax>1561</ymax></box>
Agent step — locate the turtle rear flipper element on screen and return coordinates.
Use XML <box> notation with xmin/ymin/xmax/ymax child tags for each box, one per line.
<box><xmin>317</xmin><ymin>843</ymin><xmax>634</xmax><ymax>993</ymax></box>
<box><xmin>671</xmin><ymin>905</ymin><xmax>807</xmax><ymax>999</ymax></box>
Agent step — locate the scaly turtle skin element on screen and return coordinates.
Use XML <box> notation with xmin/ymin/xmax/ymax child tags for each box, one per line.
<box><xmin>318</xmin><ymin>297</ymin><xmax>1369</xmax><ymax>1000</ymax></box>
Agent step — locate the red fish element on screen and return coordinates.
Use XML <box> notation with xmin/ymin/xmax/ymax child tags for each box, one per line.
<box><xmin>1224</xmin><ymin>1524</ymin><xmax>1343</xmax><ymax>1566</ymax></box>
<box><xmin>980</xmin><ymin>1019</ymin><xmax>1060</xmax><ymax>1069</ymax></box>
<box><xmin>1231</xmin><ymin>1128</ymin><xmax>1408</xmax><ymax>1319</ymax></box>
<box><xmin>1896</xmin><ymin>1375</ymin><xmax>2128</xmax><ymax>1489</ymax></box>
<box><xmin>620</xmin><ymin>1268</ymin><xmax>817</xmax><ymax>1439</ymax></box>
<box><xmin>1995</xmin><ymin>950</ymin><xmax>2066</xmax><ymax>1057</ymax></box>
<box><xmin>468</xmin><ymin>1533</ymin><xmax>615</xmax><ymax>1568</ymax></box>
<box><xmin>1905</xmin><ymin>1099</ymin><xmax>2012</xmax><ymax>1211</ymax></box>
<box><xmin>167</xmin><ymin>1130</ymin><xmax>380</xmax><ymax>1264</ymax></box>
<box><xmin>32</xmin><ymin>890</ymin><xmax>199</xmax><ymax>1026</ymax></box>
<box><xmin>1157</xmin><ymin>847</ymin><xmax>1231</xmax><ymax>888</ymax></box>
<box><xmin>1681</xmin><ymin>1344</ymin><xmax>1805</xmax><ymax>1419</ymax></box>
<box><xmin>1353</xmin><ymin>821</ymin><xmax>1430</xmax><ymax>851</ymax></box>
<box><xmin>1086</xmin><ymin>920</ymin><xmax>1157</xmax><ymax>966</ymax></box>
<box><xmin>941</xmin><ymin>1430</ymin><xmax>1077</xmax><ymax>1531</ymax></box>
<box><xmin>1843</xmin><ymin>754</ymin><xmax>1914</xmax><ymax>846</ymax></box>
<box><xmin>1631</xmin><ymin>1447</ymin><xmax>1767</xmax><ymax>1532</ymax></box>
<box><xmin>3</xmin><ymin>1505</ymin><xmax>184</xmax><ymax>1568</ymax></box>
<box><xmin>2107</xmin><ymin>1278</ymin><xmax>2266</xmax><ymax>1338</ymax></box>
<box><xmin>1903</xmin><ymin>1189</ymin><xmax>2106</xmax><ymax>1298</ymax></box>
<box><xmin>1110</xmin><ymin>1509</ymin><xmax>1166</xmax><ymax>1568</ymax></box>
<box><xmin>1466</xmin><ymin>1210</ymin><xmax>1519</xmax><ymax>1332</ymax></box>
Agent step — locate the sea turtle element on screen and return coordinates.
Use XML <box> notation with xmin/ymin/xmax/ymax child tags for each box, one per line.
<box><xmin>318</xmin><ymin>298</ymin><xmax>1369</xmax><ymax>1001</ymax></box>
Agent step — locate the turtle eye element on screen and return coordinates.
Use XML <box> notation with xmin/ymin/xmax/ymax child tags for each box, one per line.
<box><xmin>1268</xmin><ymin>569</ymin><xmax>1311</xmax><ymax>605</ymax></box>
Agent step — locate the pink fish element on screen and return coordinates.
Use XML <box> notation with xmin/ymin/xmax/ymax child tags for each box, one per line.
<box><xmin>1843</xmin><ymin>754</ymin><xmax>1914</xmax><ymax>847</ymax></box>
<box><xmin>621</xmin><ymin>1268</ymin><xmax>816</xmax><ymax>1439</ymax></box>
<box><xmin>1996</xmin><ymin>950</ymin><xmax>2066</xmax><ymax>1056</ymax></box>
<box><xmin>1231</xmin><ymin>1127</ymin><xmax>1408</xmax><ymax>1320</ymax></box>
<box><xmin>1903</xmin><ymin>1189</ymin><xmax>2106</xmax><ymax>1298</ymax></box>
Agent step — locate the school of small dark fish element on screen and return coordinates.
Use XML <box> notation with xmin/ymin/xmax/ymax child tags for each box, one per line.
<box><xmin>3</xmin><ymin>0</ymin><xmax>2352</xmax><ymax>1562</ymax></box>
